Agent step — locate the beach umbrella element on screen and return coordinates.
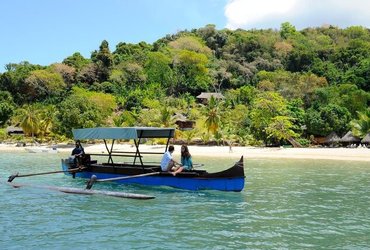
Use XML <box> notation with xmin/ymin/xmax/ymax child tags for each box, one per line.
<box><xmin>340</xmin><ymin>131</ymin><xmax>361</xmax><ymax>143</ymax></box>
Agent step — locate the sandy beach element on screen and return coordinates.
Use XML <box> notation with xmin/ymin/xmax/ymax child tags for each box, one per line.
<box><xmin>1</xmin><ymin>143</ymin><xmax>369</xmax><ymax>162</ymax></box>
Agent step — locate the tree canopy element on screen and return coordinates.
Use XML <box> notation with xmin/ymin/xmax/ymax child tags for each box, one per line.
<box><xmin>1</xmin><ymin>23</ymin><xmax>370</xmax><ymax>146</ymax></box>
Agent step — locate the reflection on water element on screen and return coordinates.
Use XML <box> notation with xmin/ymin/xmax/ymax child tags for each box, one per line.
<box><xmin>0</xmin><ymin>152</ymin><xmax>369</xmax><ymax>249</ymax></box>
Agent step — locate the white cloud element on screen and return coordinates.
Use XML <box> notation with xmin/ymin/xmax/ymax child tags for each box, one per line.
<box><xmin>224</xmin><ymin>0</ymin><xmax>370</xmax><ymax>30</ymax></box>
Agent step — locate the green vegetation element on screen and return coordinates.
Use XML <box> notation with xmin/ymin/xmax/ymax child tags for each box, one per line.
<box><xmin>1</xmin><ymin>23</ymin><xmax>370</xmax><ymax>146</ymax></box>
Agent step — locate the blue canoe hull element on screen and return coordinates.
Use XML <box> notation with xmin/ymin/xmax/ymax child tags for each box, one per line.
<box><xmin>62</xmin><ymin>159</ymin><xmax>245</xmax><ymax>192</ymax></box>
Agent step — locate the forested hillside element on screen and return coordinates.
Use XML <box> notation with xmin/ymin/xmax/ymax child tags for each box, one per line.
<box><xmin>1</xmin><ymin>23</ymin><xmax>369</xmax><ymax>146</ymax></box>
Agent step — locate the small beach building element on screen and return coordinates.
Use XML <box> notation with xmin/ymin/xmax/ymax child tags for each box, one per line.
<box><xmin>360</xmin><ymin>133</ymin><xmax>370</xmax><ymax>147</ymax></box>
<box><xmin>6</xmin><ymin>126</ymin><xmax>24</xmax><ymax>136</ymax></box>
<box><xmin>340</xmin><ymin>131</ymin><xmax>361</xmax><ymax>147</ymax></box>
<box><xmin>173</xmin><ymin>113</ymin><xmax>195</xmax><ymax>131</ymax></box>
<box><xmin>323</xmin><ymin>132</ymin><xmax>341</xmax><ymax>147</ymax></box>
<box><xmin>196</xmin><ymin>92</ymin><xmax>224</xmax><ymax>104</ymax></box>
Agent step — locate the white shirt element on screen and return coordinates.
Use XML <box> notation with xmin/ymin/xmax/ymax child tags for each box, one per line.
<box><xmin>160</xmin><ymin>151</ymin><xmax>172</xmax><ymax>171</ymax></box>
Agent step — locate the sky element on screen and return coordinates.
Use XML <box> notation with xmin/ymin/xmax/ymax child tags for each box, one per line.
<box><xmin>1</xmin><ymin>0</ymin><xmax>370</xmax><ymax>72</ymax></box>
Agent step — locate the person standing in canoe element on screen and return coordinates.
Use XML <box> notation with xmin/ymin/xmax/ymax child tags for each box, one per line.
<box><xmin>160</xmin><ymin>145</ymin><xmax>182</xmax><ymax>175</ymax></box>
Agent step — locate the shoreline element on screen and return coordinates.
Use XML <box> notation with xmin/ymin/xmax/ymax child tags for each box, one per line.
<box><xmin>1</xmin><ymin>143</ymin><xmax>369</xmax><ymax>162</ymax></box>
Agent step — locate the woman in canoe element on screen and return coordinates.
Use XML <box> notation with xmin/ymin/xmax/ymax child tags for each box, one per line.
<box><xmin>170</xmin><ymin>144</ymin><xmax>193</xmax><ymax>176</ymax></box>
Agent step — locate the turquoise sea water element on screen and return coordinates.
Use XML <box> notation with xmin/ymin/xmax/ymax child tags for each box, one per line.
<box><xmin>1</xmin><ymin>152</ymin><xmax>370</xmax><ymax>249</ymax></box>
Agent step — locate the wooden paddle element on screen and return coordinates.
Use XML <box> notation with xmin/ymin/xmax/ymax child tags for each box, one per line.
<box><xmin>86</xmin><ymin>172</ymin><xmax>161</xmax><ymax>189</ymax></box>
<box><xmin>7</xmin><ymin>167</ymin><xmax>86</xmax><ymax>182</ymax></box>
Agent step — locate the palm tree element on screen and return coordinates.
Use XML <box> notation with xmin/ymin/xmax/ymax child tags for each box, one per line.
<box><xmin>18</xmin><ymin>104</ymin><xmax>40</xmax><ymax>140</ymax></box>
<box><xmin>351</xmin><ymin>109</ymin><xmax>370</xmax><ymax>138</ymax></box>
<box><xmin>159</xmin><ymin>107</ymin><xmax>172</xmax><ymax>127</ymax></box>
<box><xmin>183</xmin><ymin>129</ymin><xmax>198</xmax><ymax>144</ymax></box>
<box><xmin>38</xmin><ymin>105</ymin><xmax>57</xmax><ymax>141</ymax></box>
<box><xmin>204</xmin><ymin>96</ymin><xmax>220</xmax><ymax>135</ymax></box>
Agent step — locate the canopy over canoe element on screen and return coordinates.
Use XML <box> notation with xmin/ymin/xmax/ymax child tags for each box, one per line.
<box><xmin>73</xmin><ymin>127</ymin><xmax>176</xmax><ymax>165</ymax></box>
<box><xmin>73</xmin><ymin>127</ymin><xmax>175</xmax><ymax>140</ymax></box>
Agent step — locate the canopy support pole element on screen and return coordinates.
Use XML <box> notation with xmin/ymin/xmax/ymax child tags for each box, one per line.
<box><xmin>104</xmin><ymin>139</ymin><xmax>115</xmax><ymax>164</ymax></box>
<box><xmin>164</xmin><ymin>130</ymin><xmax>172</xmax><ymax>152</ymax></box>
<box><xmin>133</xmin><ymin>130</ymin><xmax>144</xmax><ymax>167</ymax></box>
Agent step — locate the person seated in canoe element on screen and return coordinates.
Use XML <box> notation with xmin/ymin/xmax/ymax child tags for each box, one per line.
<box><xmin>180</xmin><ymin>144</ymin><xmax>193</xmax><ymax>171</ymax></box>
<box><xmin>160</xmin><ymin>145</ymin><xmax>182</xmax><ymax>176</ymax></box>
<box><xmin>169</xmin><ymin>144</ymin><xmax>193</xmax><ymax>176</ymax></box>
<box><xmin>70</xmin><ymin>140</ymin><xmax>84</xmax><ymax>166</ymax></box>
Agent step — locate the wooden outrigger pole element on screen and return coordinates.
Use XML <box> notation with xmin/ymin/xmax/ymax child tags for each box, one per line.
<box><xmin>4</xmin><ymin>181</ymin><xmax>155</xmax><ymax>199</ymax></box>
<box><xmin>85</xmin><ymin>172</ymin><xmax>161</xmax><ymax>189</ymax></box>
<box><xmin>7</xmin><ymin>167</ymin><xmax>85</xmax><ymax>182</ymax></box>
<box><xmin>5</xmin><ymin>167</ymin><xmax>155</xmax><ymax>200</ymax></box>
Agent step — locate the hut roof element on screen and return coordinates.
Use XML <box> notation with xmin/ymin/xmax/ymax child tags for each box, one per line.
<box><xmin>361</xmin><ymin>133</ymin><xmax>370</xmax><ymax>143</ymax></box>
<box><xmin>196</xmin><ymin>92</ymin><xmax>224</xmax><ymax>100</ymax></box>
<box><xmin>6</xmin><ymin>126</ymin><xmax>24</xmax><ymax>133</ymax></box>
<box><xmin>340</xmin><ymin>131</ymin><xmax>361</xmax><ymax>143</ymax></box>
<box><xmin>323</xmin><ymin>132</ymin><xmax>340</xmax><ymax>144</ymax></box>
<box><xmin>172</xmin><ymin>113</ymin><xmax>188</xmax><ymax>122</ymax></box>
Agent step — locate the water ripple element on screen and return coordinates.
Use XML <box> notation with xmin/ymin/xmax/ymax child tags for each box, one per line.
<box><xmin>1</xmin><ymin>154</ymin><xmax>370</xmax><ymax>249</ymax></box>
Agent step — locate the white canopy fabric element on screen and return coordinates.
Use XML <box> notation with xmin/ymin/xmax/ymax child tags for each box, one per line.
<box><xmin>72</xmin><ymin>127</ymin><xmax>175</xmax><ymax>140</ymax></box>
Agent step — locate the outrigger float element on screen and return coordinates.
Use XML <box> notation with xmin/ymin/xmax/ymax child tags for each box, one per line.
<box><xmin>61</xmin><ymin>127</ymin><xmax>245</xmax><ymax>192</ymax></box>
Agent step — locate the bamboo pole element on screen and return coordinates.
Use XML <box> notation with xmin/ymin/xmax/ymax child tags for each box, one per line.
<box><xmin>3</xmin><ymin>181</ymin><xmax>155</xmax><ymax>199</ymax></box>
<box><xmin>8</xmin><ymin>167</ymin><xmax>86</xmax><ymax>182</ymax></box>
<box><xmin>95</xmin><ymin>172</ymin><xmax>161</xmax><ymax>182</ymax></box>
<box><xmin>86</xmin><ymin>172</ymin><xmax>161</xmax><ymax>190</ymax></box>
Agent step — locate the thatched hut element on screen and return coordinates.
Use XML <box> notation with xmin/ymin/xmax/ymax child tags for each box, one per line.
<box><xmin>172</xmin><ymin>113</ymin><xmax>195</xmax><ymax>131</ymax></box>
<box><xmin>6</xmin><ymin>126</ymin><xmax>24</xmax><ymax>136</ymax></box>
<box><xmin>323</xmin><ymin>132</ymin><xmax>340</xmax><ymax>147</ymax></box>
<box><xmin>340</xmin><ymin>131</ymin><xmax>361</xmax><ymax>147</ymax></box>
<box><xmin>196</xmin><ymin>92</ymin><xmax>224</xmax><ymax>104</ymax></box>
<box><xmin>361</xmin><ymin>133</ymin><xmax>370</xmax><ymax>146</ymax></box>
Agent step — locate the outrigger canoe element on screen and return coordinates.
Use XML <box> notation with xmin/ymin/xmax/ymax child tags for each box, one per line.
<box><xmin>62</xmin><ymin>127</ymin><xmax>245</xmax><ymax>192</ymax></box>
<box><xmin>25</xmin><ymin>146</ymin><xmax>59</xmax><ymax>154</ymax></box>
